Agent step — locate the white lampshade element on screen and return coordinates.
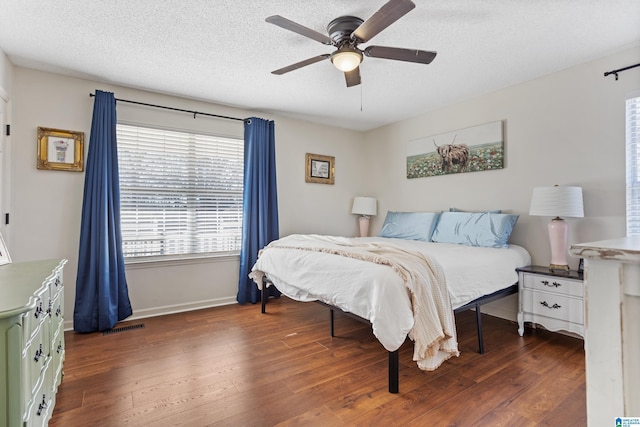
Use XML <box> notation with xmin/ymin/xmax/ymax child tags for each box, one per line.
<box><xmin>529</xmin><ymin>186</ymin><xmax>584</xmax><ymax>218</ymax></box>
<box><xmin>351</xmin><ymin>196</ymin><xmax>377</xmax><ymax>217</ymax></box>
<box><xmin>331</xmin><ymin>47</ymin><xmax>363</xmax><ymax>72</ymax></box>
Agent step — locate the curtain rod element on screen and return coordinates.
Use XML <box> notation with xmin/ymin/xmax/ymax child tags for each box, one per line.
<box><xmin>603</xmin><ymin>62</ymin><xmax>640</xmax><ymax>81</ymax></box>
<box><xmin>89</xmin><ymin>93</ymin><xmax>246</xmax><ymax>122</ymax></box>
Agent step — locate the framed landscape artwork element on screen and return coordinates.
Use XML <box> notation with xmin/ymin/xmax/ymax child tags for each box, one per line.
<box><xmin>406</xmin><ymin>120</ymin><xmax>504</xmax><ymax>179</ymax></box>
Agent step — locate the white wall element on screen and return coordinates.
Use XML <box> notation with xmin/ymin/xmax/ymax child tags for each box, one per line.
<box><xmin>10</xmin><ymin>67</ymin><xmax>366</xmax><ymax>327</ymax></box>
<box><xmin>364</xmin><ymin>45</ymin><xmax>640</xmax><ymax>319</ymax></box>
<box><xmin>266</xmin><ymin>115</ymin><xmax>367</xmax><ymax>237</ymax></box>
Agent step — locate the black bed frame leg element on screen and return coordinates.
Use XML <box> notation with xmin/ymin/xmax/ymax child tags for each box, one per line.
<box><xmin>389</xmin><ymin>350</ymin><xmax>399</xmax><ymax>393</ymax></box>
<box><xmin>261</xmin><ymin>279</ymin><xmax>267</xmax><ymax>314</ymax></box>
<box><xmin>319</xmin><ymin>302</ymin><xmax>400</xmax><ymax>393</ymax></box>
<box><xmin>330</xmin><ymin>309</ymin><xmax>335</xmax><ymax>337</ymax></box>
<box><xmin>476</xmin><ymin>303</ymin><xmax>484</xmax><ymax>354</ymax></box>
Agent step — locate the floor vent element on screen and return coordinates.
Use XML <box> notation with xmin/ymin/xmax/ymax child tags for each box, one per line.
<box><xmin>103</xmin><ymin>323</ymin><xmax>145</xmax><ymax>336</ymax></box>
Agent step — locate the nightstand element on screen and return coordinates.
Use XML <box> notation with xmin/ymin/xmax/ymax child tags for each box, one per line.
<box><xmin>516</xmin><ymin>265</ymin><xmax>584</xmax><ymax>338</ymax></box>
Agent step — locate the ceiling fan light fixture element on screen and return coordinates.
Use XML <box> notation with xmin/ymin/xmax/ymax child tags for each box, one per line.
<box><xmin>331</xmin><ymin>47</ymin><xmax>363</xmax><ymax>72</ymax></box>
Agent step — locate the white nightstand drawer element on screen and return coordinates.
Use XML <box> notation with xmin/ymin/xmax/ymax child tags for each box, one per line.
<box><xmin>521</xmin><ymin>289</ymin><xmax>583</xmax><ymax>324</ymax></box>
<box><xmin>522</xmin><ymin>274</ymin><xmax>583</xmax><ymax>298</ymax></box>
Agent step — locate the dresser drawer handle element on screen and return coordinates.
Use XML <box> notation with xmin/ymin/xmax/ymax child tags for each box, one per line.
<box><xmin>540</xmin><ymin>301</ymin><xmax>561</xmax><ymax>309</ymax></box>
<box><xmin>541</xmin><ymin>280</ymin><xmax>561</xmax><ymax>288</ymax></box>
<box><xmin>37</xmin><ymin>394</ymin><xmax>47</xmax><ymax>416</ymax></box>
<box><xmin>56</xmin><ymin>306</ymin><xmax>62</xmax><ymax>317</ymax></box>
<box><xmin>57</xmin><ymin>342</ymin><xmax>63</xmax><ymax>354</ymax></box>
<box><xmin>34</xmin><ymin>344</ymin><xmax>45</xmax><ymax>362</ymax></box>
<box><xmin>34</xmin><ymin>302</ymin><xmax>44</xmax><ymax>319</ymax></box>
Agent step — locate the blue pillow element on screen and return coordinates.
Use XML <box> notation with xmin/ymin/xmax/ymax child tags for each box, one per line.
<box><xmin>378</xmin><ymin>211</ymin><xmax>440</xmax><ymax>242</ymax></box>
<box><xmin>431</xmin><ymin>211</ymin><xmax>519</xmax><ymax>248</ymax></box>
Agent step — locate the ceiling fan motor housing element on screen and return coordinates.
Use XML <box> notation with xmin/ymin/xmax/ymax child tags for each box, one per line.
<box><xmin>327</xmin><ymin>16</ymin><xmax>364</xmax><ymax>45</ymax></box>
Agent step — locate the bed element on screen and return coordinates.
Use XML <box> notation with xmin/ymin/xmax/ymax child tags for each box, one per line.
<box><xmin>250</xmin><ymin>211</ymin><xmax>531</xmax><ymax>393</ymax></box>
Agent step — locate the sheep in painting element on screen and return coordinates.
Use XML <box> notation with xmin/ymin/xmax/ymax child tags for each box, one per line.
<box><xmin>433</xmin><ymin>136</ymin><xmax>469</xmax><ymax>173</ymax></box>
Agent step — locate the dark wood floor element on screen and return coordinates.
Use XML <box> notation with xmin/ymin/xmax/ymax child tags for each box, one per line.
<box><xmin>50</xmin><ymin>297</ymin><xmax>586</xmax><ymax>426</ymax></box>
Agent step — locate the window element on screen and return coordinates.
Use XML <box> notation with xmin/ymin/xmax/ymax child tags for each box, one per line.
<box><xmin>626</xmin><ymin>95</ymin><xmax>640</xmax><ymax>236</ymax></box>
<box><xmin>117</xmin><ymin>123</ymin><xmax>243</xmax><ymax>260</ymax></box>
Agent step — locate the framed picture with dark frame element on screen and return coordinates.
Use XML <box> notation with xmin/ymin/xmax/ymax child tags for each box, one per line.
<box><xmin>37</xmin><ymin>127</ymin><xmax>84</xmax><ymax>172</ymax></box>
<box><xmin>305</xmin><ymin>153</ymin><xmax>335</xmax><ymax>184</ymax></box>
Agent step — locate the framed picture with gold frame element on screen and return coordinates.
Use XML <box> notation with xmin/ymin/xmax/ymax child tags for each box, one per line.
<box><xmin>305</xmin><ymin>153</ymin><xmax>334</xmax><ymax>184</ymax></box>
<box><xmin>37</xmin><ymin>127</ymin><xmax>84</xmax><ymax>172</ymax></box>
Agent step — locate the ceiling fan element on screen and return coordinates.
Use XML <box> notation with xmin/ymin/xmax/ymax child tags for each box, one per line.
<box><xmin>266</xmin><ymin>0</ymin><xmax>437</xmax><ymax>88</ymax></box>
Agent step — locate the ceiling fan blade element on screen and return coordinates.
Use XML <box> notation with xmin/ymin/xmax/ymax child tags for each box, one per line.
<box><xmin>345</xmin><ymin>67</ymin><xmax>361</xmax><ymax>87</ymax></box>
<box><xmin>364</xmin><ymin>46</ymin><xmax>437</xmax><ymax>64</ymax></box>
<box><xmin>352</xmin><ymin>0</ymin><xmax>415</xmax><ymax>43</ymax></box>
<box><xmin>266</xmin><ymin>15</ymin><xmax>333</xmax><ymax>45</ymax></box>
<box><xmin>271</xmin><ymin>54</ymin><xmax>331</xmax><ymax>75</ymax></box>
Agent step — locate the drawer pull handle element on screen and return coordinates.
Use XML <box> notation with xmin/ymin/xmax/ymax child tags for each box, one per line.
<box><xmin>47</xmin><ymin>300</ymin><xmax>53</xmax><ymax>316</ymax></box>
<box><xmin>541</xmin><ymin>280</ymin><xmax>561</xmax><ymax>288</ymax></box>
<box><xmin>55</xmin><ymin>278</ymin><xmax>61</xmax><ymax>287</ymax></box>
<box><xmin>37</xmin><ymin>394</ymin><xmax>47</xmax><ymax>416</ymax></box>
<box><xmin>57</xmin><ymin>342</ymin><xmax>63</xmax><ymax>354</ymax></box>
<box><xmin>34</xmin><ymin>302</ymin><xmax>43</xmax><ymax>319</ymax></box>
<box><xmin>540</xmin><ymin>301</ymin><xmax>561</xmax><ymax>309</ymax></box>
<box><xmin>34</xmin><ymin>344</ymin><xmax>45</xmax><ymax>362</ymax></box>
<box><xmin>56</xmin><ymin>306</ymin><xmax>62</xmax><ymax>317</ymax></box>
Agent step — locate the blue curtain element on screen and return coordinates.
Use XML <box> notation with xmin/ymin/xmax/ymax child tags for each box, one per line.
<box><xmin>73</xmin><ymin>90</ymin><xmax>132</xmax><ymax>332</ymax></box>
<box><xmin>237</xmin><ymin>117</ymin><xmax>281</xmax><ymax>304</ymax></box>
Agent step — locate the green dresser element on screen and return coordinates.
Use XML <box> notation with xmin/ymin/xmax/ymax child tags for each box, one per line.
<box><xmin>0</xmin><ymin>260</ymin><xmax>67</xmax><ymax>427</ymax></box>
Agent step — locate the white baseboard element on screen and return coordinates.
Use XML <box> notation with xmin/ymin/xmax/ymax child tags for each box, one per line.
<box><xmin>64</xmin><ymin>296</ymin><xmax>237</xmax><ymax>331</ymax></box>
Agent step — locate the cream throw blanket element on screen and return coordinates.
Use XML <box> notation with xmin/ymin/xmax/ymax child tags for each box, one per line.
<box><xmin>253</xmin><ymin>235</ymin><xmax>459</xmax><ymax>371</ymax></box>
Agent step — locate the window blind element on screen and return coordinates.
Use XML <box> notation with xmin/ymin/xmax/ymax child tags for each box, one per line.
<box><xmin>626</xmin><ymin>96</ymin><xmax>640</xmax><ymax>236</ymax></box>
<box><xmin>116</xmin><ymin>123</ymin><xmax>244</xmax><ymax>259</ymax></box>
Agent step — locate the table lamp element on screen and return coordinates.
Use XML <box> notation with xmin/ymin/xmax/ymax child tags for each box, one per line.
<box><xmin>351</xmin><ymin>197</ymin><xmax>377</xmax><ymax>237</ymax></box>
<box><xmin>529</xmin><ymin>185</ymin><xmax>584</xmax><ymax>271</ymax></box>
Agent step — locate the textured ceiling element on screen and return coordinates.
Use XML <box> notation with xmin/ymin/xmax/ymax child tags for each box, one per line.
<box><xmin>1</xmin><ymin>1</ymin><xmax>639</xmax><ymax>131</ymax></box>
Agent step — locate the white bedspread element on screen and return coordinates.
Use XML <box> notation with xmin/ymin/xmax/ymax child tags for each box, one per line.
<box><xmin>249</xmin><ymin>235</ymin><xmax>531</xmax><ymax>371</ymax></box>
<box><xmin>371</xmin><ymin>237</ymin><xmax>532</xmax><ymax>309</ymax></box>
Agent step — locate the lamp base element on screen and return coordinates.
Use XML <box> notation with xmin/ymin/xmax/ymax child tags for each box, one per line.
<box><xmin>549</xmin><ymin>263</ymin><xmax>570</xmax><ymax>272</ymax></box>
<box><xmin>358</xmin><ymin>216</ymin><xmax>370</xmax><ymax>237</ymax></box>
<box><xmin>548</xmin><ymin>217</ymin><xmax>569</xmax><ymax>271</ymax></box>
